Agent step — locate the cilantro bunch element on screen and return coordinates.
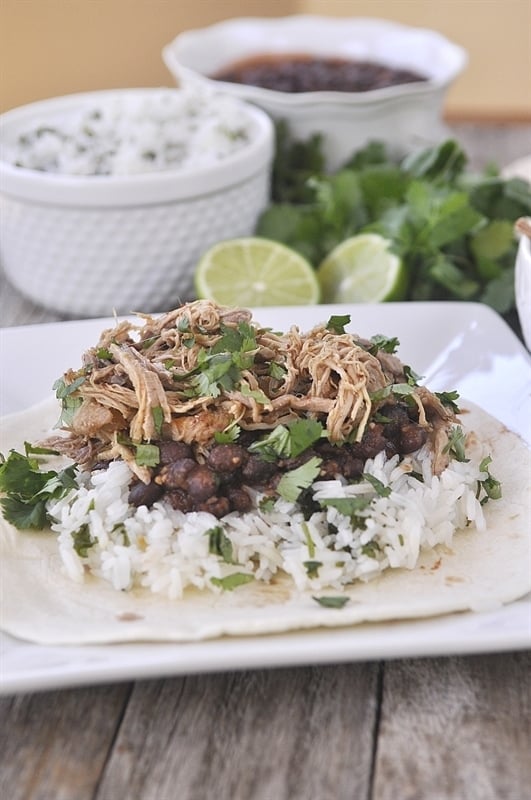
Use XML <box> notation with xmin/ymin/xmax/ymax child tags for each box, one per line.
<box><xmin>0</xmin><ymin>445</ymin><xmax>78</xmax><ymax>529</ymax></box>
<box><xmin>258</xmin><ymin>128</ymin><xmax>531</xmax><ymax>315</ymax></box>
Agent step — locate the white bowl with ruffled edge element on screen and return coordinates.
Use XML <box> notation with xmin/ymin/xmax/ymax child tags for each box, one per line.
<box><xmin>163</xmin><ymin>15</ymin><xmax>467</xmax><ymax>171</ymax></box>
<box><xmin>515</xmin><ymin>224</ymin><xmax>531</xmax><ymax>351</ymax></box>
<box><xmin>0</xmin><ymin>87</ymin><xmax>274</xmax><ymax>317</ymax></box>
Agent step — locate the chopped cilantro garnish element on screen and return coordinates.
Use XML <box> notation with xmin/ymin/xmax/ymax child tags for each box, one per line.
<box><xmin>443</xmin><ymin>426</ymin><xmax>469</xmax><ymax>462</ymax></box>
<box><xmin>312</xmin><ymin>595</ymin><xmax>350</xmax><ymax>609</ymax></box>
<box><xmin>52</xmin><ymin>375</ymin><xmax>86</xmax><ymax>426</ymax></box>
<box><xmin>361</xmin><ymin>540</ymin><xmax>381</xmax><ymax>558</ymax></box>
<box><xmin>403</xmin><ymin>365</ymin><xmax>423</xmax><ymax>386</ymax></box>
<box><xmin>367</xmin><ymin>334</ymin><xmax>400</xmax><ymax>355</ymax></box>
<box><xmin>240</xmin><ymin>383</ymin><xmax>270</xmax><ymax>405</ymax></box>
<box><xmin>96</xmin><ymin>347</ymin><xmax>113</xmax><ymax>361</ymax></box>
<box><xmin>72</xmin><ymin>524</ymin><xmax>95</xmax><ymax>557</ymax></box>
<box><xmin>214</xmin><ymin>423</ymin><xmax>241</xmax><ymax>444</ymax></box>
<box><xmin>259</xmin><ymin>496</ymin><xmax>276</xmax><ymax>513</ymax></box>
<box><xmin>210</xmin><ymin>572</ymin><xmax>254</xmax><ymax>591</ymax></box>
<box><xmin>326</xmin><ymin>314</ymin><xmax>351</xmax><ymax>334</ymax></box>
<box><xmin>151</xmin><ymin>406</ymin><xmax>164</xmax><ymax>435</ymax></box>
<box><xmin>249</xmin><ymin>419</ymin><xmax>323</xmax><ymax>461</ymax></box>
<box><xmin>248</xmin><ymin>426</ymin><xmax>291</xmax><ymax>461</ymax></box>
<box><xmin>477</xmin><ymin>456</ymin><xmax>502</xmax><ymax>503</ymax></box>
<box><xmin>435</xmin><ymin>390</ymin><xmax>461</xmax><ymax>413</ymax></box>
<box><xmin>303</xmin><ymin>560</ymin><xmax>322</xmax><ymax>578</ymax></box>
<box><xmin>206</xmin><ymin>526</ymin><xmax>236</xmax><ymax>564</ymax></box>
<box><xmin>0</xmin><ymin>449</ymin><xmax>78</xmax><ymax>530</ymax></box>
<box><xmin>269</xmin><ymin>362</ymin><xmax>287</xmax><ymax>380</ymax></box>
<box><xmin>288</xmin><ymin>419</ymin><xmax>324</xmax><ymax>457</ymax></box>
<box><xmin>362</xmin><ymin>473</ymin><xmax>391</xmax><ymax>497</ymax></box>
<box><xmin>135</xmin><ymin>443</ymin><xmax>160</xmax><ymax>467</ymax></box>
<box><xmin>320</xmin><ymin>496</ymin><xmax>371</xmax><ymax>516</ymax></box>
<box><xmin>276</xmin><ymin>457</ymin><xmax>322</xmax><ymax>502</ymax></box>
<box><xmin>302</xmin><ymin>521</ymin><xmax>315</xmax><ymax>558</ymax></box>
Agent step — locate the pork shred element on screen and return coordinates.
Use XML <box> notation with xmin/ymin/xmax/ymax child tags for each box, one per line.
<box><xmin>44</xmin><ymin>300</ymin><xmax>456</xmax><ymax>491</ymax></box>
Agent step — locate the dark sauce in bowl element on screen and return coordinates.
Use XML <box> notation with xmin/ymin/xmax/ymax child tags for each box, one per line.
<box><xmin>212</xmin><ymin>54</ymin><xmax>428</xmax><ymax>93</ymax></box>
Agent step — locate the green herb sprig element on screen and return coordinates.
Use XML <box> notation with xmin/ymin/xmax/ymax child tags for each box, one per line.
<box><xmin>258</xmin><ymin>134</ymin><xmax>531</xmax><ymax>315</ymax></box>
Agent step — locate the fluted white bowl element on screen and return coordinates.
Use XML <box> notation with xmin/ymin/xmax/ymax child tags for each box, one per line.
<box><xmin>515</xmin><ymin>229</ymin><xmax>531</xmax><ymax>351</ymax></box>
<box><xmin>163</xmin><ymin>15</ymin><xmax>467</xmax><ymax>171</ymax></box>
<box><xmin>0</xmin><ymin>87</ymin><xmax>274</xmax><ymax>317</ymax></box>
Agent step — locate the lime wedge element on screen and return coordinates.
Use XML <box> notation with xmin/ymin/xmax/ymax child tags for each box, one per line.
<box><xmin>194</xmin><ymin>237</ymin><xmax>320</xmax><ymax>307</ymax></box>
<box><xmin>317</xmin><ymin>234</ymin><xmax>406</xmax><ymax>303</ymax></box>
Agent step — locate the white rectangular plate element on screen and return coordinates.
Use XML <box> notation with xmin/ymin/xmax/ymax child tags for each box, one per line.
<box><xmin>1</xmin><ymin>301</ymin><xmax>530</xmax><ymax>694</ymax></box>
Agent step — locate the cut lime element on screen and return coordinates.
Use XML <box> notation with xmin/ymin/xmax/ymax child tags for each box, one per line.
<box><xmin>317</xmin><ymin>234</ymin><xmax>406</xmax><ymax>303</ymax></box>
<box><xmin>194</xmin><ymin>237</ymin><xmax>320</xmax><ymax>307</ymax></box>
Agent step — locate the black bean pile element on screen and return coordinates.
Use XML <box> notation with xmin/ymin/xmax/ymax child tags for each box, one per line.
<box><xmin>213</xmin><ymin>55</ymin><xmax>427</xmax><ymax>93</ymax></box>
<box><xmin>127</xmin><ymin>402</ymin><xmax>427</xmax><ymax>518</ymax></box>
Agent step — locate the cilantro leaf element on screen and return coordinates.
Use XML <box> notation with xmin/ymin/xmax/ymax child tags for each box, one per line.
<box><xmin>443</xmin><ymin>426</ymin><xmax>469</xmax><ymax>462</ymax></box>
<box><xmin>477</xmin><ymin>456</ymin><xmax>502</xmax><ymax>503</ymax></box>
<box><xmin>277</xmin><ymin>457</ymin><xmax>322</xmax><ymax>502</ymax></box>
<box><xmin>435</xmin><ymin>389</ymin><xmax>461</xmax><ymax>413</ymax></box>
<box><xmin>326</xmin><ymin>314</ymin><xmax>351</xmax><ymax>334</ymax></box>
<box><xmin>207</xmin><ymin>526</ymin><xmax>236</xmax><ymax>564</ymax></box>
<box><xmin>367</xmin><ymin>334</ymin><xmax>400</xmax><ymax>355</ymax></box>
<box><xmin>320</xmin><ymin>496</ymin><xmax>372</xmax><ymax>517</ymax></box>
<box><xmin>303</xmin><ymin>560</ymin><xmax>322</xmax><ymax>578</ymax></box>
<box><xmin>0</xmin><ymin>449</ymin><xmax>78</xmax><ymax>530</ymax></box>
<box><xmin>135</xmin><ymin>444</ymin><xmax>160</xmax><ymax>467</ymax></box>
<box><xmin>257</xmin><ymin>133</ymin><xmax>530</xmax><ymax>318</ymax></box>
<box><xmin>210</xmin><ymin>573</ymin><xmax>255</xmax><ymax>591</ymax></box>
<box><xmin>312</xmin><ymin>595</ymin><xmax>350</xmax><ymax>609</ymax></box>
<box><xmin>288</xmin><ymin>419</ymin><xmax>324</xmax><ymax>457</ymax></box>
<box><xmin>214</xmin><ymin>424</ymin><xmax>241</xmax><ymax>444</ymax></box>
<box><xmin>362</xmin><ymin>474</ymin><xmax>391</xmax><ymax>497</ymax></box>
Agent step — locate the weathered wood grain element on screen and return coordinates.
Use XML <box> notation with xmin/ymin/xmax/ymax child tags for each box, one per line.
<box><xmin>0</xmin><ymin>683</ymin><xmax>131</xmax><ymax>800</ymax></box>
<box><xmin>373</xmin><ymin>651</ymin><xmax>531</xmax><ymax>800</ymax></box>
<box><xmin>447</xmin><ymin>122</ymin><xmax>531</xmax><ymax>170</ymax></box>
<box><xmin>97</xmin><ymin>664</ymin><xmax>380</xmax><ymax>800</ymax></box>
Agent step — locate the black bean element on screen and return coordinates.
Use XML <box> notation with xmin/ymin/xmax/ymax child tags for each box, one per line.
<box><xmin>128</xmin><ymin>480</ymin><xmax>164</xmax><ymax>508</ymax></box>
<box><xmin>227</xmin><ymin>486</ymin><xmax>253</xmax><ymax>513</ymax></box>
<box><xmin>157</xmin><ymin>457</ymin><xmax>197</xmax><ymax>489</ymax></box>
<box><xmin>241</xmin><ymin>455</ymin><xmax>277</xmax><ymax>485</ymax></box>
<box><xmin>354</xmin><ymin>425</ymin><xmax>387</xmax><ymax>459</ymax></box>
<box><xmin>158</xmin><ymin>440</ymin><xmax>193</xmax><ymax>465</ymax></box>
<box><xmin>207</xmin><ymin>444</ymin><xmax>248</xmax><ymax>474</ymax></box>
<box><xmin>186</xmin><ymin>465</ymin><xmax>219</xmax><ymax>502</ymax></box>
<box><xmin>341</xmin><ymin>455</ymin><xmax>364</xmax><ymax>479</ymax></box>
<box><xmin>197</xmin><ymin>495</ymin><xmax>231</xmax><ymax>518</ymax></box>
<box><xmin>318</xmin><ymin>458</ymin><xmax>342</xmax><ymax>480</ymax></box>
<box><xmin>379</xmin><ymin>403</ymin><xmax>410</xmax><ymax>423</ymax></box>
<box><xmin>398</xmin><ymin>423</ymin><xmax>428</xmax><ymax>454</ymax></box>
<box><xmin>166</xmin><ymin>489</ymin><xmax>194</xmax><ymax>513</ymax></box>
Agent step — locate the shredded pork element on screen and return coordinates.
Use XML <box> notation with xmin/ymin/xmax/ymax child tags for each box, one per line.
<box><xmin>46</xmin><ymin>300</ymin><xmax>456</xmax><ymax>478</ymax></box>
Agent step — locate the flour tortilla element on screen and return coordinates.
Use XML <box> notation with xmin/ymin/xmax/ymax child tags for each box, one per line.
<box><xmin>0</xmin><ymin>395</ymin><xmax>530</xmax><ymax>646</ymax></box>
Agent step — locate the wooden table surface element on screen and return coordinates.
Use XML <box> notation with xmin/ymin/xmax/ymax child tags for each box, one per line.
<box><xmin>1</xmin><ymin>123</ymin><xmax>530</xmax><ymax>800</ymax></box>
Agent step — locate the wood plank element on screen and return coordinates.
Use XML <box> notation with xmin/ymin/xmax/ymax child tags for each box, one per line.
<box><xmin>373</xmin><ymin>651</ymin><xmax>531</xmax><ymax>800</ymax></box>
<box><xmin>448</xmin><ymin>122</ymin><xmax>531</xmax><ymax>171</ymax></box>
<box><xmin>97</xmin><ymin>664</ymin><xmax>380</xmax><ymax>800</ymax></box>
<box><xmin>0</xmin><ymin>683</ymin><xmax>131</xmax><ymax>800</ymax></box>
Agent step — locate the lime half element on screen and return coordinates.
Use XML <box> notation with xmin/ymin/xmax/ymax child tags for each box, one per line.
<box><xmin>317</xmin><ymin>234</ymin><xmax>406</xmax><ymax>303</ymax></box>
<box><xmin>195</xmin><ymin>237</ymin><xmax>320</xmax><ymax>307</ymax></box>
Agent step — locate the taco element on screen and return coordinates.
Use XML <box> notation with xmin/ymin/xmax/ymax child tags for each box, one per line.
<box><xmin>0</xmin><ymin>301</ymin><xmax>529</xmax><ymax>645</ymax></box>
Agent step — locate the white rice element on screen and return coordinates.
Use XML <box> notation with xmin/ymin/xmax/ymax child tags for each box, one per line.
<box><xmin>46</xmin><ymin>446</ymin><xmax>488</xmax><ymax>598</ymax></box>
<box><xmin>6</xmin><ymin>87</ymin><xmax>257</xmax><ymax>175</ymax></box>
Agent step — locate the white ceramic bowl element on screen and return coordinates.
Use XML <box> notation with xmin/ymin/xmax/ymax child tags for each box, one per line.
<box><xmin>0</xmin><ymin>87</ymin><xmax>274</xmax><ymax>317</ymax></box>
<box><xmin>163</xmin><ymin>15</ymin><xmax>467</xmax><ymax>171</ymax></box>
<box><xmin>515</xmin><ymin>225</ymin><xmax>531</xmax><ymax>351</ymax></box>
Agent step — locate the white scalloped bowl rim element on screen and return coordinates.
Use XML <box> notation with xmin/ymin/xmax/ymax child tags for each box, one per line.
<box><xmin>0</xmin><ymin>88</ymin><xmax>275</xmax><ymax>207</ymax></box>
<box><xmin>163</xmin><ymin>15</ymin><xmax>468</xmax><ymax>107</ymax></box>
